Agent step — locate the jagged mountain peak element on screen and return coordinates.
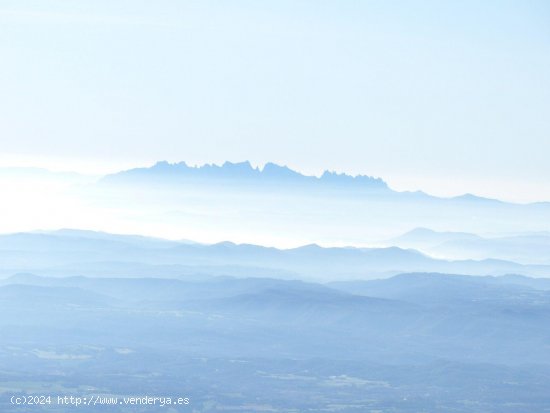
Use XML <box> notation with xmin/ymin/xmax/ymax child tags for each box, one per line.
<box><xmin>102</xmin><ymin>160</ymin><xmax>389</xmax><ymax>190</ymax></box>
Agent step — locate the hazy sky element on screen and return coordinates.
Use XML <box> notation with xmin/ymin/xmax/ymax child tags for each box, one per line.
<box><xmin>1</xmin><ymin>0</ymin><xmax>549</xmax><ymax>202</ymax></box>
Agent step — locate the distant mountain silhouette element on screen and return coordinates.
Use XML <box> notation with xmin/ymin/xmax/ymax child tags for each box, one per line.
<box><xmin>2</xmin><ymin>229</ymin><xmax>550</xmax><ymax>280</ymax></box>
<box><xmin>98</xmin><ymin>161</ymin><xmax>542</xmax><ymax>207</ymax></box>
<box><xmin>390</xmin><ymin>227</ymin><xmax>550</xmax><ymax>264</ymax></box>
<box><xmin>101</xmin><ymin>161</ymin><xmax>390</xmax><ymax>191</ymax></box>
<box><xmin>4</xmin><ymin>165</ymin><xmax>550</xmax><ymax>249</ymax></box>
<box><xmin>391</xmin><ymin>227</ymin><xmax>483</xmax><ymax>247</ymax></box>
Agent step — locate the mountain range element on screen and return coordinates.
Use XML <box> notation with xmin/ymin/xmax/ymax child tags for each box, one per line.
<box><xmin>390</xmin><ymin>227</ymin><xmax>550</xmax><ymax>264</ymax></box>
<box><xmin>1</xmin><ymin>229</ymin><xmax>550</xmax><ymax>280</ymax></box>
<box><xmin>99</xmin><ymin>161</ymin><xmax>550</xmax><ymax>206</ymax></box>
<box><xmin>2</xmin><ymin>162</ymin><xmax>550</xmax><ymax>246</ymax></box>
<box><xmin>100</xmin><ymin>161</ymin><xmax>391</xmax><ymax>192</ymax></box>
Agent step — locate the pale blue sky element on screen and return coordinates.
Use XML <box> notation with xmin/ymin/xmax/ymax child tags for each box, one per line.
<box><xmin>0</xmin><ymin>0</ymin><xmax>549</xmax><ymax>201</ymax></box>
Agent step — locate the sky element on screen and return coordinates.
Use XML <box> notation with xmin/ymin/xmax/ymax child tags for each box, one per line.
<box><xmin>0</xmin><ymin>0</ymin><xmax>549</xmax><ymax>202</ymax></box>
